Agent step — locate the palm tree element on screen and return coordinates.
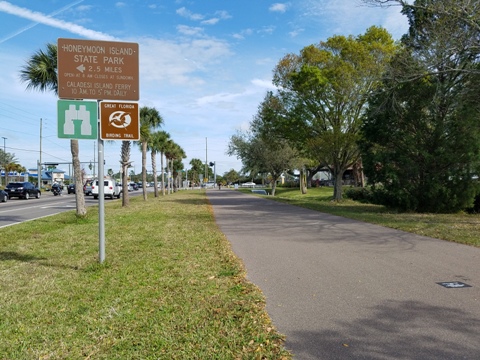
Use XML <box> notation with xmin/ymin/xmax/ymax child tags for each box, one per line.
<box><xmin>157</xmin><ymin>131</ymin><xmax>171</xmax><ymax>196</ymax></box>
<box><xmin>172</xmin><ymin>145</ymin><xmax>186</xmax><ymax>191</ymax></box>
<box><xmin>165</xmin><ymin>141</ymin><xmax>186</xmax><ymax>193</ymax></box>
<box><xmin>4</xmin><ymin>162</ymin><xmax>25</xmax><ymax>184</ymax></box>
<box><xmin>147</xmin><ymin>131</ymin><xmax>170</xmax><ymax>197</ymax></box>
<box><xmin>164</xmin><ymin>140</ymin><xmax>175</xmax><ymax>194</ymax></box>
<box><xmin>136</xmin><ymin>106</ymin><xmax>164</xmax><ymax>200</ymax></box>
<box><xmin>19</xmin><ymin>43</ymin><xmax>87</xmax><ymax>217</ymax></box>
<box><xmin>189</xmin><ymin>158</ymin><xmax>204</xmax><ymax>186</ymax></box>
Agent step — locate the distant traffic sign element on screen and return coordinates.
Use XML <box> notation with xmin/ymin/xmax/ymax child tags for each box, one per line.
<box><xmin>57</xmin><ymin>38</ymin><xmax>139</xmax><ymax>101</ymax></box>
<box><xmin>100</xmin><ymin>101</ymin><xmax>139</xmax><ymax>141</ymax></box>
<box><xmin>57</xmin><ymin>100</ymin><xmax>98</xmax><ymax>140</ymax></box>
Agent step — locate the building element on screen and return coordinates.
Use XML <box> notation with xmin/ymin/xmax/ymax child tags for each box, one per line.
<box><xmin>28</xmin><ymin>168</ymin><xmax>71</xmax><ymax>188</ymax></box>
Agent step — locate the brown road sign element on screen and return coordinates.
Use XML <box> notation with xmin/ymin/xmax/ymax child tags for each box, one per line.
<box><xmin>100</xmin><ymin>101</ymin><xmax>139</xmax><ymax>141</ymax></box>
<box><xmin>58</xmin><ymin>38</ymin><xmax>139</xmax><ymax>101</ymax></box>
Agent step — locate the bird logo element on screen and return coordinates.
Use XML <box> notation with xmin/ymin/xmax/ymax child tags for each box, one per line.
<box><xmin>108</xmin><ymin>111</ymin><xmax>132</xmax><ymax>129</ymax></box>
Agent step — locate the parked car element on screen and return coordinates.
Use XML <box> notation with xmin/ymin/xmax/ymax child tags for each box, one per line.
<box><xmin>84</xmin><ymin>181</ymin><xmax>93</xmax><ymax>195</ymax></box>
<box><xmin>0</xmin><ymin>189</ymin><xmax>8</xmax><ymax>202</ymax></box>
<box><xmin>5</xmin><ymin>182</ymin><xmax>41</xmax><ymax>199</ymax></box>
<box><xmin>67</xmin><ymin>183</ymin><xmax>75</xmax><ymax>194</ymax></box>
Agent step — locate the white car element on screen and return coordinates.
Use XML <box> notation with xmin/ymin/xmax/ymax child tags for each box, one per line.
<box><xmin>92</xmin><ymin>179</ymin><xmax>121</xmax><ymax>199</ymax></box>
<box><xmin>241</xmin><ymin>182</ymin><xmax>256</xmax><ymax>188</ymax></box>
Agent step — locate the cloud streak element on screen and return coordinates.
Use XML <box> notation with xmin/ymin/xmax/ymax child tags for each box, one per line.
<box><xmin>269</xmin><ymin>3</ymin><xmax>288</xmax><ymax>13</ymax></box>
<box><xmin>0</xmin><ymin>1</ymin><xmax>116</xmax><ymax>41</ymax></box>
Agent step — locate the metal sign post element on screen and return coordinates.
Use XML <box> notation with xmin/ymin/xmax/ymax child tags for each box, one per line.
<box><xmin>98</xmin><ymin>116</ymin><xmax>105</xmax><ymax>263</ymax></box>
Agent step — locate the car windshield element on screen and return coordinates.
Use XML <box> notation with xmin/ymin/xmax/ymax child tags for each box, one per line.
<box><xmin>7</xmin><ymin>183</ymin><xmax>23</xmax><ymax>188</ymax></box>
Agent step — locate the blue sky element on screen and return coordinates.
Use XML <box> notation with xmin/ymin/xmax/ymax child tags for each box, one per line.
<box><xmin>0</xmin><ymin>0</ymin><xmax>408</xmax><ymax>178</ymax></box>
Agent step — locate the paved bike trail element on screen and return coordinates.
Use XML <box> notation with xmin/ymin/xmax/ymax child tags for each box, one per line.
<box><xmin>207</xmin><ymin>189</ymin><xmax>480</xmax><ymax>360</ymax></box>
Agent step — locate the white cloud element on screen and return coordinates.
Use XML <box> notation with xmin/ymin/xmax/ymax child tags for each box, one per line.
<box><xmin>201</xmin><ymin>18</ymin><xmax>219</xmax><ymax>25</ymax></box>
<box><xmin>138</xmin><ymin>36</ymin><xmax>232</xmax><ymax>87</ymax></box>
<box><xmin>0</xmin><ymin>1</ymin><xmax>116</xmax><ymax>41</ymax></box>
<box><xmin>177</xmin><ymin>24</ymin><xmax>204</xmax><ymax>36</ymax></box>
<box><xmin>232</xmin><ymin>33</ymin><xmax>244</xmax><ymax>40</ymax></box>
<box><xmin>215</xmin><ymin>10</ymin><xmax>231</xmax><ymax>20</ymax></box>
<box><xmin>232</xmin><ymin>28</ymin><xmax>253</xmax><ymax>40</ymax></box>
<box><xmin>176</xmin><ymin>7</ymin><xmax>204</xmax><ymax>21</ymax></box>
<box><xmin>258</xmin><ymin>25</ymin><xmax>276</xmax><ymax>35</ymax></box>
<box><xmin>179</xmin><ymin>8</ymin><xmax>230</xmax><ymax>26</ymax></box>
<box><xmin>289</xmin><ymin>28</ymin><xmax>304</xmax><ymax>38</ymax></box>
<box><xmin>297</xmin><ymin>0</ymin><xmax>408</xmax><ymax>40</ymax></box>
<box><xmin>195</xmin><ymin>77</ymin><xmax>275</xmax><ymax>110</ymax></box>
<box><xmin>269</xmin><ymin>3</ymin><xmax>288</xmax><ymax>13</ymax></box>
<box><xmin>251</xmin><ymin>78</ymin><xmax>276</xmax><ymax>90</ymax></box>
<box><xmin>76</xmin><ymin>5</ymin><xmax>93</xmax><ymax>12</ymax></box>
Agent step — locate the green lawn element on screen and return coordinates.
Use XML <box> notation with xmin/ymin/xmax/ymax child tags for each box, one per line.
<box><xmin>0</xmin><ymin>191</ymin><xmax>291</xmax><ymax>359</ymax></box>
<box><xmin>238</xmin><ymin>186</ymin><xmax>480</xmax><ymax>248</ymax></box>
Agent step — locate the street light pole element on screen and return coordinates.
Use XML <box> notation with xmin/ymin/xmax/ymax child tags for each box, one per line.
<box><xmin>205</xmin><ymin>137</ymin><xmax>208</xmax><ymax>183</ymax></box>
<box><xmin>38</xmin><ymin>118</ymin><xmax>42</xmax><ymax>188</ymax></box>
<box><xmin>2</xmin><ymin>137</ymin><xmax>6</xmax><ymax>186</ymax></box>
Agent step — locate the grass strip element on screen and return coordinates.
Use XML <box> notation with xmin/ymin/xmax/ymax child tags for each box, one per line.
<box><xmin>239</xmin><ymin>187</ymin><xmax>480</xmax><ymax>248</ymax></box>
<box><xmin>0</xmin><ymin>190</ymin><xmax>291</xmax><ymax>359</ymax></box>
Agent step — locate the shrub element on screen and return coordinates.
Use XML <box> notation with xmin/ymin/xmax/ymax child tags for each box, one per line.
<box><xmin>466</xmin><ymin>194</ymin><xmax>480</xmax><ymax>214</ymax></box>
<box><xmin>344</xmin><ymin>187</ymin><xmax>373</xmax><ymax>203</ymax></box>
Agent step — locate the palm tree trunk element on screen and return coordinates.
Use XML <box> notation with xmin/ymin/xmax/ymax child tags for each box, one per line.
<box><xmin>142</xmin><ymin>142</ymin><xmax>148</xmax><ymax>201</ymax></box>
<box><xmin>151</xmin><ymin>150</ymin><xmax>158</xmax><ymax>197</ymax></box>
<box><xmin>161</xmin><ymin>152</ymin><xmax>165</xmax><ymax>196</ymax></box>
<box><xmin>71</xmin><ymin>139</ymin><xmax>87</xmax><ymax>217</ymax></box>
<box><xmin>168</xmin><ymin>159</ymin><xmax>172</xmax><ymax>194</ymax></box>
<box><xmin>121</xmin><ymin>141</ymin><xmax>130</xmax><ymax>207</ymax></box>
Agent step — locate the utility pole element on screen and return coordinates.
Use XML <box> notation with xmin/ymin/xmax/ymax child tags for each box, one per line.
<box><xmin>38</xmin><ymin>118</ymin><xmax>42</xmax><ymax>187</ymax></box>
<box><xmin>1</xmin><ymin>136</ymin><xmax>6</xmax><ymax>186</ymax></box>
<box><xmin>205</xmin><ymin>137</ymin><xmax>208</xmax><ymax>183</ymax></box>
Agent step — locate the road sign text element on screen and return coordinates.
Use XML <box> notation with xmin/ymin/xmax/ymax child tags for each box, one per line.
<box><xmin>58</xmin><ymin>39</ymin><xmax>139</xmax><ymax>101</ymax></box>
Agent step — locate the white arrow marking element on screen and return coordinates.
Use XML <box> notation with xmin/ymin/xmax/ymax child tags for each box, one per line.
<box><xmin>76</xmin><ymin>64</ymin><xmax>85</xmax><ymax>73</ymax></box>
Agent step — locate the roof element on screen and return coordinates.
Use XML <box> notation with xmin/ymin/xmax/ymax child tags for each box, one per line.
<box><xmin>27</xmin><ymin>170</ymin><xmax>70</xmax><ymax>181</ymax></box>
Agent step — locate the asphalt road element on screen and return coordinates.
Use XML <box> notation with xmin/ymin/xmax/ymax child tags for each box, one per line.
<box><xmin>0</xmin><ymin>190</ymin><xmax>132</xmax><ymax>228</ymax></box>
<box><xmin>207</xmin><ymin>189</ymin><xmax>480</xmax><ymax>360</ymax></box>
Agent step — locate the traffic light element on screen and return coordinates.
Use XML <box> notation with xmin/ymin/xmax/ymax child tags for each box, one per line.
<box><xmin>209</xmin><ymin>162</ymin><xmax>214</xmax><ymax>167</ymax></box>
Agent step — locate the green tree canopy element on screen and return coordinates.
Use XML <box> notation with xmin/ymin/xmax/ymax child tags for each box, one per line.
<box><xmin>360</xmin><ymin>0</ymin><xmax>480</xmax><ymax>212</ymax></box>
<box><xmin>223</xmin><ymin>169</ymin><xmax>240</xmax><ymax>184</ymax></box>
<box><xmin>189</xmin><ymin>158</ymin><xmax>204</xmax><ymax>184</ymax></box>
<box><xmin>271</xmin><ymin>26</ymin><xmax>397</xmax><ymax>200</ymax></box>
<box><xmin>228</xmin><ymin>128</ymin><xmax>298</xmax><ymax>196</ymax></box>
